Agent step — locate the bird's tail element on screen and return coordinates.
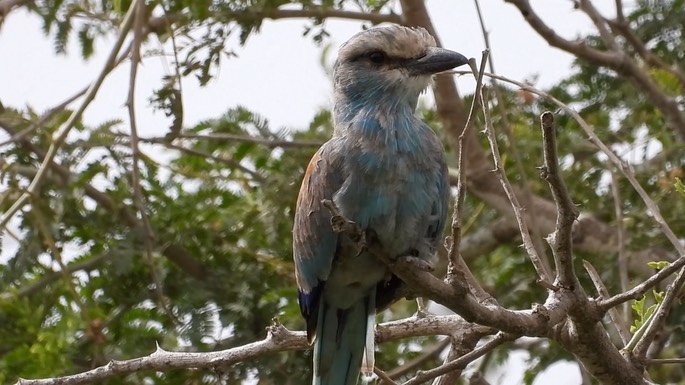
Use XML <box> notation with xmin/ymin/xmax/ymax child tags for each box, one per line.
<box><xmin>313</xmin><ymin>291</ymin><xmax>376</xmax><ymax>385</ymax></box>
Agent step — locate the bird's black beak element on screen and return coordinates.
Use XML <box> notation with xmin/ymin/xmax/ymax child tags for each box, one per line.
<box><xmin>406</xmin><ymin>47</ymin><xmax>469</xmax><ymax>76</ymax></box>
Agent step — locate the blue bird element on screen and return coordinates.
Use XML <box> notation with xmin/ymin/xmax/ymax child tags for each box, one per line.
<box><xmin>293</xmin><ymin>26</ymin><xmax>468</xmax><ymax>385</ymax></box>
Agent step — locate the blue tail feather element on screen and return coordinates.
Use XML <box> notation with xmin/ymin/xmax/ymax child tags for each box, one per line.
<box><xmin>313</xmin><ymin>294</ymin><xmax>375</xmax><ymax>385</ymax></box>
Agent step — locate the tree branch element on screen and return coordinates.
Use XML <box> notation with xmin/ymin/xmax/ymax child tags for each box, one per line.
<box><xmin>481</xmin><ymin>88</ymin><xmax>554</xmax><ymax>285</ymax></box>
<box><xmin>15</xmin><ymin>316</ymin><xmax>487</xmax><ymax>385</ymax></box>
<box><xmin>505</xmin><ymin>0</ymin><xmax>685</xmax><ymax>141</ymax></box>
<box><xmin>404</xmin><ymin>332</ymin><xmax>516</xmax><ymax>385</ymax></box>
<box><xmin>539</xmin><ymin>112</ymin><xmax>579</xmax><ymax>288</ymax></box>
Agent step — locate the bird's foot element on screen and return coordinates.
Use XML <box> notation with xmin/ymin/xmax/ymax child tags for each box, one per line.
<box><xmin>415</xmin><ymin>308</ymin><xmax>430</xmax><ymax>319</ymax></box>
<box><xmin>323</xmin><ymin>199</ymin><xmax>363</xmax><ymax>239</ymax></box>
<box><xmin>414</xmin><ymin>297</ymin><xmax>431</xmax><ymax>318</ymax></box>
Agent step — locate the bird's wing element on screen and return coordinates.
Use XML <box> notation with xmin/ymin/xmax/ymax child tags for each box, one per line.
<box><xmin>293</xmin><ymin>139</ymin><xmax>345</xmax><ymax>342</ymax></box>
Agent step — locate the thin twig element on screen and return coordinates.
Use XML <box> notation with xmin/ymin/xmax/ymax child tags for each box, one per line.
<box><xmin>600</xmin><ymin>257</ymin><xmax>685</xmax><ymax>311</ymax></box>
<box><xmin>611</xmin><ymin>170</ymin><xmax>630</xmax><ymax>320</ymax></box>
<box><xmin>445</xmin><ymin>50</ymin><xmax>490</xmax><ymax>302</ymax></box>
<box><xmin>577</xmin><ymin>0</ymin><xmax>618</xmax><ymax>50</ymax></box>
<box><xmin>0</xmin><ymin>87</ymin><xmax>88</xmax><ymax>148</ymax></box>
<box><xmin>480</xmin><ymin>88</ymin><xmax>553</xmax><ymax>285</ymax></box>
<box><xmin>403</xmin><ymin>332</ymin><xmax>516</xmax><ymax>385</ymax></box>
<box><xmin>14</xmin><ymin>316</ymin><xmax>488</xmax><ymax>385</ymax></box>
<box><xmin>164</xmin><ymin>142</ymin><xmax>265</xmax><ymax>183</ymax></box>
<box><xmin>449</xmin><ymin>51</ymin><xmax>488</xmax><ymax>265</ymax></box>
<box><xmin>159</xmin><ymin>0</ymin><xmax>184</xmax><ymax>139</ymax></box>
<box><xmin>126</xmin><ymin>0</ymin><xmax>175</xmax><ymax>324</ymax></box>
<box><xmin>615</xmin><ymin>0</ymin><xmax>624</xmax><ymax>21</ymax></box>
<box><xmin>385</xmin><ymin>339</ymin><xmax>449</xmax><ymax>379</ymax></box>
<box><xmin>375</xmin><ymin>368</ymin><xmax>399</xmax><ymax>385</ymax></box>
<box><xmin>0</xmin><ymin>0</ymin><xmax>139</xmax><ymax>232</ymax></box>
<box><xmin>646</xmin><ymin>358</ymin><xmax>685</xmax><ymax>365</ymax></box>
<box><xmin>582</xmin><ymin>260</ymin><xmax>631</xmax><ymax>346</ymax></box>
<box><xmin>473</xmin><ymin>0</ymin><xmax>552</xmax><ymax>278</ymax></box>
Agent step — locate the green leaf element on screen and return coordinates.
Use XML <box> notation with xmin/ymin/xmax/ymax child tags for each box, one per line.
<box><xmin>647</xmin><ymin>261</ymin><xmax>670</xmax><ymax>270</ymax></box>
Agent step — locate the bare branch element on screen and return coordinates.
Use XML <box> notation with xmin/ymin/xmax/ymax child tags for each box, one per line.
<box><xmin>577</xmin><ymin>0</ymin><xmax>618</xmax><ymax>50</ymax></box>
<box><xmin>582</xmin><ymin>260</ymin><xmax>631</xmax><ymax>346</ymax></box>
<box><xmin>375</xmin><ymin>368</ymin><xmax>399</xmax><ymax>385</ymax></box>
<box><xmin>473</xmin><ymin>0</ymin><xmax>552</xmax><ymax>277</ymax></box>
<box><xmin>442</xmin><ymin>51</ymin><xmax>494</xmax><ymax>304</ymax></box>
<box><xmin>15</xmin><ymin>316</ymin><xmax>489</xmax><ymax>385</ymax></box>
<box><xmin>615</xmin><ymin>0</ymin><xmax>625</xmax><ymax>21</ymax></box>
<box><xmin>646</xmin><ymin>358</ymin><xmax>685</xmax><ymax>365</ymax></box>
<box><xmin>321</xmin><ymin>198</ymin><xmax>570</xmax><ymax>336</ymax></box>
<box><xmin>403</xmin><ymin>332</ymin><xmax>516</xmax><ymax>385</ymax></box>
<box><xmin>386</xmin><ymin>339</ymin><xmax>449</xmax><ymax>379</ymax></box>
<box><xmin>480</xmin><ymin>88</ymin><xmax>553</xmax><ymax>285</ymax></box>
<box><xmin>599</xmin><ymin>255</ymin><xmax>685</xmax><ymax>310</ymax></box>
<box><xmin>539</xmin><ymin>112</ymin><xmax>579</xmax><ymax>288</ymax></box>
<box><xmin>432</xmin><ymin>336</ymin><xmax>469</xmax><ymax>385</ymax></box>
<box><xmin>448</xmin><ymin>52</ymin><xmax>487</xmax><ymax>266</ymax></box>
<box><xmin>610</xmin><ymin>170</ymin><xmax>630</xmax><ymax>320</ymax></box>
<box><xmin>164</xmin><ymin>142</ymin><xmax>266</xmax><ymax>183</ymax></box>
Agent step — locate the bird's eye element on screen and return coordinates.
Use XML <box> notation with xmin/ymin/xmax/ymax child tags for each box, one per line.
<box><xmin>368</xmin><ymin>51</ymin><xmax>387</xmax><ymax>64</ymax></box>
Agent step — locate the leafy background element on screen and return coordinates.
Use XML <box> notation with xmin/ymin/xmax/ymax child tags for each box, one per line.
<box><xmin>1</xmin><ymin>0</ymin><xmax>685</xmax><ymax>384</ymax></box>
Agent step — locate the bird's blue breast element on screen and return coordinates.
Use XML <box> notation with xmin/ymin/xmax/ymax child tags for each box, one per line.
<box><xmin>333</xmin><ymin>109</ymin><xmax>442</xmax><ymax>258</ymax></box>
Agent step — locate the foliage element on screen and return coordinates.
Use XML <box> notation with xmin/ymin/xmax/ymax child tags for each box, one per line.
<box><xmin>1</xmin><ymin>0</ymin><xmax>685</xmax><ymax>384</ymax></box>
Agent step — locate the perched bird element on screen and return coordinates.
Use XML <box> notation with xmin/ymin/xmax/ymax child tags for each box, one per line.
<box><xmin>293</xmin><ymin>25</ymin><xmax>468</xmax><ymax>385</ymax></box>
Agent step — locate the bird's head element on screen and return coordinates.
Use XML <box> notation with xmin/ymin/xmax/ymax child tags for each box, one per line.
<box><xmin>333</xmin><ymin>25</ymin><xmax>468</xmax><ymax>112</ymax></box>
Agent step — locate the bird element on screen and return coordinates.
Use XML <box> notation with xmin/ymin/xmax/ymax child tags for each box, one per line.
<box><xmin>292</xmin><ymin>25</ymin><xmax>468</xmax><ymax>385</ymax></box>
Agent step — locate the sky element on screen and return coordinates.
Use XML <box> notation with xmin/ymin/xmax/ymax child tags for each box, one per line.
<box><xmin>0</xmin><ymin>1</ymin><xmax>619</xmax><ymax>383</ymax></box>
<box><xmin>0</xmin><ymin>2</ymin><xmax>616</xmax><ymax>136</ymax></box>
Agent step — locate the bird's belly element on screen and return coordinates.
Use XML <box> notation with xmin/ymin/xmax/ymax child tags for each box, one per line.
<box><xmin>323</xmin><ymin>251</ymin><xmax>387</xmax><ymax>309</ymax></box>
<box><xmin>335</xmin><ymin>164</ymin><xmax>436</xmax><ymax>258</ymax></box>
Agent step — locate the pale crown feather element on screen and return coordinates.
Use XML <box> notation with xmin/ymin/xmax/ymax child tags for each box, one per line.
<box><xmin>337</xmin><ymin>25</ymin><xmax>437</xmax><ymax>63</ymax></box>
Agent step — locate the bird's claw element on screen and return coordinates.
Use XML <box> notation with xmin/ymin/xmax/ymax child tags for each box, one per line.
<box><xmin>330</xmin><ymin>214</ymin><xmax>349</xmax><ymax>233</ymax></box>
